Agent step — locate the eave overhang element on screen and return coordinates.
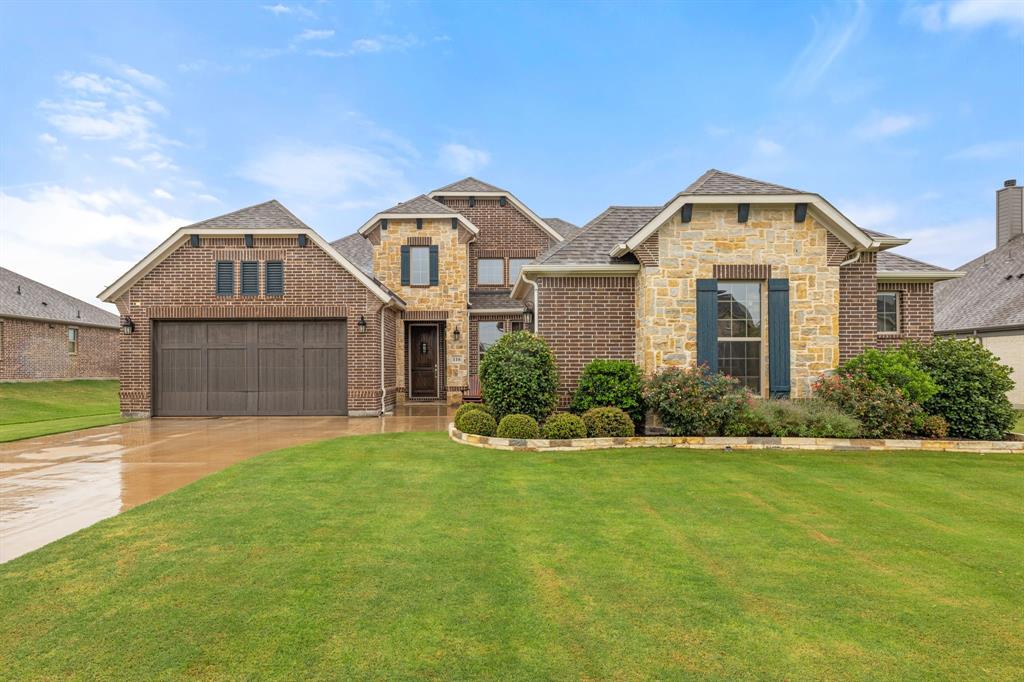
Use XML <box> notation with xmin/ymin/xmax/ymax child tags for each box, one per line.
<box><xmin>510</xmin><ymin>263</ymin><xmax>641</xmax><ymax>299</ymax></box>
<box><xmin>876</xmin><ymin>270</ymin><xmax>964</xmax><ymax>283</ymax></box>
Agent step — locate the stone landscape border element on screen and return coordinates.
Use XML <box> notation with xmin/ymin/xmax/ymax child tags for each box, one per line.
<box><xmin>449</xmin><ymin>424</ymin><xmax>1024</xmax><ymax>454</ymax></box>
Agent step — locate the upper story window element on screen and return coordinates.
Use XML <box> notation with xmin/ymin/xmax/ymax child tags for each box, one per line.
<box><xmin>215</xmin><ymin>261</ymin><xmax>234</xmax><ymax>296</ymax></box>
<box><xmin>410</xmin><ymin>247</ymin><xmax>431</xmax><ymax>286</ymax></box>
<box><xmin>509</xmin><ymin>258</ymin><xmax>532</xmax><ymax>284</ymax></box>
<box><xmin>67</xmin><ymin>327</ymin><xmax>78</xmax><ymax>355</ymax></box>
<box><xmin>478</xmin><ymin>258</ymin><xmax>504</xmax><ymax>285</ymax></box>
<box><xmin>877</xmin><ymin>292</ymin><xmax>898</xmax><ymax>333</ymax></box>
<box><xmin>717</xmin><ymin>282</ymin><xmax>762</xmax><ymax>392</ymax></box>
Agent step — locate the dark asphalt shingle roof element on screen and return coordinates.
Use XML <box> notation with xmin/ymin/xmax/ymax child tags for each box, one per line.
<box><xmin>331</xmin><ymin>233</ymin><xmax>374</xmax><ymax>276</ymax></box>
<box><xmin>536</xmin><ymin>206</ymin><xmax>659</xmax><ymax>265</ymax></box>
<box><xmin>876</xmin><ymin>251</ymin><xmax>955</xmax><ymax>274</ymax></box>
<box><xmin>433</xmin><ymin>177</ymin><xmax>507</xmax><ymax>194</ymax></box>
<box><xmin>182</xmin><ymin>199</ymin><xmax>311</xmax><ymax>231</ymax></box>
<box><xmin>862</xmin><ymin>228</ymin><xmax>898</xmax><ymax>240</ymax></box>
<box><xmin>1</xmin><ymin>267</ymin><xmax>119</xmax><ymax>328</ymax></box>
<box><xmin>469</xmin><ymin>289</ymin><xmax>523</xmax><ymax>310</ymax></box>
<box><xmin>543</xmin><ymin>217</ymin><xmax>578</xmax><ymax>239</ymax></box>
<box><xmin>684</xmin><ymin>169</ymin><xmax>805</xmax><ymax>195</ymax></box>
<box><xmin>380</xmin><ymin>194</ymin><xmax>459</xmax><ymax>216</ymax></box>
<box><xmin>935</xmin><ymin>235</ymin><xmax>1024</xmax><ymax>332</ymax></box>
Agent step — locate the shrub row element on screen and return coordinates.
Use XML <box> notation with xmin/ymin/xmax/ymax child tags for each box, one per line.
<box><xmin>455</xmin><ymin>402</ymin><xmax>633</xmax><ymax>439</ymax></box>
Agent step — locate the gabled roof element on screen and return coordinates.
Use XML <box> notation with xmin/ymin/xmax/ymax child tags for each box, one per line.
<box><xmin>876</xmin><ymin>251</ymin><xmax>961</xmax><ymax>281</ymax></box>
<box><xmin>433</xmin><ymin>177</ymin><xmax>507</xmax><ymax>194</ymax></box>
<box><xmin>99</xmin><ymin>200</ymin><xmax>402</xmax><ymax>307</ymax></box>
<box><xmin>935</xmin><ymin>234</ymin><xmax>1024</xmax><ymax>332</ymax></box>
<box><xmin>684</xmin><ymin>169</ymin><xmax>804</xmax><ymax>195</ymax></box>
<box><xmin>356</xmin><ymin>194</ymin><xmax>478</xmax><ymax>236</ymax></box>
<box><xmin>331</xmin><ymin>233</ymin><xmax>375</xmax><ymax>276</ymax></box>
<box><xmin>536</xmin><ymin>206</ymin><xmax>659</xmax><ymax>265</ymax></box>
<box><xmin>543</xmin><ymin>217</ymin><xmax>579</xmax><ymax>239</ymax></box>
<box><xmin>2</xmin><ymin>267</ymin><xmax>119</xmax><ymax>328</ymax></box>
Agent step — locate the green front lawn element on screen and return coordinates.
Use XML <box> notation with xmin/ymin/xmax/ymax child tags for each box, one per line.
<box><xmin>2</xmin><ymin>433</ymin><xmax>1021</xmax><ymax>679</ymax></box>
<box><xmin>0</xmin><ymin>380</ymin><xmax>127</xmax><ymax>442</ymax></box>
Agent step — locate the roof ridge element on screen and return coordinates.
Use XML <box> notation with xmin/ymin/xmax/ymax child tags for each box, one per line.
<box><xmin>180</xmin><ymin>198</ymin><xmax>308</xmax><ymax>231</ymax></box>
<box><xmin>684</xmin><ymin>168</ymin><xmax>804</xmax><ymax>195</ymax></box>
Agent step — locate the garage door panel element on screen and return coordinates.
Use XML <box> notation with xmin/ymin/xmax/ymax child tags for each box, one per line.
<box><xmin>303</xmin><ymin>348</ymin><xmax>345</xmax><ymax>413</ymax></box>
<box><xmin>154</xmin><ymin>320</ymin><xmax>346</xmax><ymax>416</ymax></box>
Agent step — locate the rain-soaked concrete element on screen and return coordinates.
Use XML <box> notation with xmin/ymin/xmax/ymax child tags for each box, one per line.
<box><xmin>0</xmin><ymin>404</ymin><xmax>452</xmax><ymax>563</ymax></box>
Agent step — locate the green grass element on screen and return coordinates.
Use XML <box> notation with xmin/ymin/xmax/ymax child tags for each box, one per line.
<box><xmin>0</xmin><ymin>380</ymin><xmax>127</xmax><ymax>442</ymax></box>
<box><xmin>2</xmin><ymin>433</ymin><xmax>1022</xmax><ymax>680</ymax></box>
<box><xmin>1014</xmin><ymin>411</ymin><xmax>1024</xmax><ymax>433</ymax></box>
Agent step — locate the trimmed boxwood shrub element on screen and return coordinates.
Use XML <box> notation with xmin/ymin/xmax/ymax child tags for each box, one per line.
<box><xmin>479</xmin><ymin>331</ymin><xmax>558</xmax><ymax>422</ymax></box>
<box><xmin>542</xmin><ymin>413</ymin><xmax>587</xmax><ymax>439</ymax></box>
<box><xmin>582</xmin><ymin>407</ymin><xmax>635</xmax><ymax>438</ymax></box>
<box><xmin>841</xmin><ymin>347</ymin><xmax>939</xmax><ymax>405</ymax></box>
<box><xmin>455</xmin><ymin>409</ymin><xmax>497</xmax><ymax>436</ymax></box>
<box><xmin>725</xmin><ymin>399</ymin><xmax>861</xmax><ymax>438</ymax></box>
<box><xmin>454</xmin><ymin>402</ymin><xmax>491</xmax><ymax>424</ymax></box>
<box><xmin>908</xmin><ymin>339</ymin><xmax>1016</xmax><ymax>440</ymax></box>
<box><xmin>570</xmin><ymin>359</ymin><xmax>645</xmax><ymax>426</ymax></box>
<box><xmin>643</xmin><ymin>365</ymin><xmax>751</xmax><ymax>436</ymax></box>
<box><xmin>813</xmin><ymin>372</ymin><xmax>918</xmax><ymax>439</ymax></box>
<box><xmin>496</xmin><ymin>414</ymin><xmax>540</xmax><ymax>439</ymax></box>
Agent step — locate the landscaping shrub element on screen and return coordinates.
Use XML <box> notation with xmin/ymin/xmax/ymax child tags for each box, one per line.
<box><xmin>453</xmin><ymin>402</ymin><xmax>491</xmax><ymax>424</ymax></box>
<box><xmin>542</xmin><ymin>413</ymin><xmax>588</xmax><ymax>439</ymax></box>
<box><xmin>841</xmin><ymin>347</ymin><xmax>939</xmax><ymax>405</ymax></box>
<box><xmin>908</xmin><ymin>339</ymin><xmax>1016</xmax><ymax>440</ymax></box>
<box><xmin>455</xmin><ymin>409</ymin><xmax>497</xmax><ymax>437</ymax></box>
<box><xmin>496</xmin><ymin>414</ymin><xmax>540</xmax><ymax>439</ymax></box>
<box><xmin>581</xmin><ymin>407</ymin><xmax>635</xmax><ymax>438</ymax></box>
<box><xmin>643</xmin><ymin>365</ymin><xmax>751</xmax><ymax>436</ymax></box>
<box><xmin>570</xmin><ymin>359</ymin><xmax>645</xmax><ymax>426</ymax></box>
<box><xmin>725</xmin><ymin>399</ymin><xmax>861</xmax><ymax>438</ymax></box>
<box><xmin>912</xmin><ymin>413</ymin><xmax>950</xmax><ymax>440</ymax></box>
<box><xmin>479</xmin><ymin>331</ymin><xmax>558</xmax><ymax>422</ymax></box>
<box><xmin>813</xmin><ymin>372</ymin><xmax>917</xmax><ymax>439</ymax></box>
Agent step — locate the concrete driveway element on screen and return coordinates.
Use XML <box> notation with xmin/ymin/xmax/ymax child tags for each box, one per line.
<box><xmin>0</xmin><ymin>406</ymin><xmax>451</xmax><ymax>563</ymax></box>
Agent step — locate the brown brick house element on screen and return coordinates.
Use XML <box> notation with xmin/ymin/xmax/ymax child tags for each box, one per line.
<box><xmin>1</xmin><ymin>267</ymin><xmax>119</xmax><ymax>381</ymax></box>
<box><xmin>101</xmin><ymin>170</ymin><xmax>959</xmax><ymax>417</ymax></box>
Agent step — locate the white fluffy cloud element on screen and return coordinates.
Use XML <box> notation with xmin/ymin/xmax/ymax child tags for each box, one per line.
<box><xmin>855</xmin><ymin>113</ymin><xmax>927</xmax><ymax>139</ymax></box>
<box><xmin>437</xmin><ymin>143</ymin><xmax>491</xmax><ymax>175</ymax></box>
<box><xmin>907</xmin><ymin>0</ymin><xmax>1024</xmax><ymax>32</ymax></box>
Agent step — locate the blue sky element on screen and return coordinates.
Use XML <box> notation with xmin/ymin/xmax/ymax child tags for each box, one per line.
<box><xmin>1</xmin><ymin>0</ymin><xmax>1022</xmax><ymax>309</ymax></box>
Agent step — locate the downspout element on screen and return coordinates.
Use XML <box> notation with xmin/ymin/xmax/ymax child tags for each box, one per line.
<box><xmin>380</xmin><ymin>303</ymin><xmax>388</xmax><ymax>416</ymax></box>
<box><xmin>520</xmin><ymin>272</ymin><xmax>539</xmax><ymax>332</ymax></box>
<box><xmin>840</xmin><ymin>250</ymin><xmax>862</xmax><ymax>267</ymax></box>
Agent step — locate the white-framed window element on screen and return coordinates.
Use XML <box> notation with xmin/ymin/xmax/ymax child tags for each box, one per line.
<box><xmin>478</xmin><ymin>258</ymin><xmax>504</xmax><ymax>285</ymax></box>
<box><xmin>508</xmin><ymin>258</ymin><xmax>532</xmax><ymax>284</ymax></box>
<box><xmin>68</xmin><ymin>327</ymin><xmax>79</xmax><ymax>355</ymax></box>
<box><xmin>717</xmin><ymin>282</ymin><xmax>762</xmax><ymax>392</ymax></box>
<box><xmin>410</xmin><ymin>246</ymin><xmax>431</xmax><ymax>286</ymax></box>
<box><xmin>877</xmin><ymin>292</ymin><xmax>899</xmax><ymax>333</ymax></box>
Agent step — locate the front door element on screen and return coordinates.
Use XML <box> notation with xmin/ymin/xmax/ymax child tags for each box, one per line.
<box><xmin>409</xmin><ymin>324</ymin><xmax>439</xmax><ymax>399</ymax></box>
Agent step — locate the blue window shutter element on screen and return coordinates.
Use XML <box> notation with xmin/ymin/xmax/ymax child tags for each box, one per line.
<box><xmin>768</xmin><ymin>278</ymin><xmax>791</xmax><ymax>397</ymax></box>
<box><xmin>400</xmin><ymin>246</ymin><xmax>410</xmax><ymax>286</ymax></box>
<box><xmin>696</xmin><ymin>279</ymin><xmax>718</xmax><ymax>372</ymax></box>
<box><xmin>215</xmin><ymin>261</ymin><xmax>234</xmax><ymax>296</ymax></box>
<box><xmin>429</xmin><ymin>245</ymin><xmax>439</xmax><ymax>286</ymax></box>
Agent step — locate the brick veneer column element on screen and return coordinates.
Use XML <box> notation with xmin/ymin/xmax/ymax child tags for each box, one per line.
<box><xmin>839</xmin><ymin>252</ymin><xmax>877</xmax><ymax>362</ymax></box>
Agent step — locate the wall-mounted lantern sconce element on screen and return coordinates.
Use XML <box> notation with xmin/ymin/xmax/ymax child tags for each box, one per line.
<box><xmin>523</xmin><ymin>309</ymin><xmax>534</xmax><ymax>327</ymax></box>
<box><xmin>244</xmin><ymin>233</ymin><xmax>254</xmax><ymax>248</ymax></box>
<box><xmin>357</xmin><ymin>315</ymin><xmax>367</xmax><ymax>333</ymax></box>
<box><xmin>120</xmin><ymin>316</ymin><xmax>135</xmax><ymax>335</ymax></box>
<box><xmin>452</xmin><ymin>325</ymin><xmax>461</xmax><ymax>342</ymax></box>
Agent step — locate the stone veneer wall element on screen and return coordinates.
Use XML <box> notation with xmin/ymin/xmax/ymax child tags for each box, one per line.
<box><xmin>635</xmin><ymin>205</ymin><xmax>839</xmax><ymax>398</ymax></box>
<box><xmin>536</xmin><ymin>275</ymin><xmax>635</xmax><ymax>406</ymax></box>
<box><xmin>115</xmin><ymin>235</ymin><xmax>392</xmax><ymax>416</ymax></box>
<box><xmin>372</xmin><ymin>219</ymin><xmax>469</xmax><ymax>403</ymax></box>
<box><xmin>0</xmin><ymin>317</ymin><xmax>118</xmax><ymax>381</ymax></box>
<box><xmin>876</xmin><ymin>281</ymin><xmax>934</xmax><ymax>348</ymax></box>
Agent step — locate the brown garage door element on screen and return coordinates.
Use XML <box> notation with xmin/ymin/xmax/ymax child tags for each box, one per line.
<box><xmin>153</xmin><ymin>320</ymin><xmax>347</xmax><ymax>416</ymax></box>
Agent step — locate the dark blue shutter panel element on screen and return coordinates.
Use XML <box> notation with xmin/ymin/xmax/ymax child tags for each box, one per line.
<box><xmin>215</xmin><ymin>261</ymin><xmax>234</xmax><ymax>296</ymax></box>
<box><xmin>240</xmin><ymin>261</ymin><xmax>258</xmax><ymax>296</ymax></box>
<box><xmin>429</xmin><ymin>245</ymin><xmax>439</xmax><ymax>286</ymax></box>
<box><xmin>768</xmin><ymin>278</ymin><xmax>791</xmax><ymax>397</ymax></box>
<box><xmin>696</xmin><ymin>279</ymin><xmax>718</xmax><ymax>372</ymax></box>
<box><xmin>400</xmin><ymin>246</ymin><xmax>410</xmax><ymax>286</ymax></box>
<box><xmin>265</xmin><ymin>261</ymin><xmax>284</xmax><ymax>296</ymax></box>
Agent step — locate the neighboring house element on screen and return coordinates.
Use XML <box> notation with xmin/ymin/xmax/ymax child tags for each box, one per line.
<box><xmin>101</xmin><ymin>170</ymin><xmax>958</xmax><ymax>418</ymax></box>
<box><xmin>935</xmin><ymin>179</ymin><xmax>1024</xmax><ymax>408</ymax></box>
<box><xmin>1</xmin><ymin>267</ymin><xmax>119</xmax><ymax>381</ymax></box>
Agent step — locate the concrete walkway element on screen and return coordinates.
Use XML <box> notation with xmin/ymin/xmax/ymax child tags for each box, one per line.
<box><xmin>0</xmin><ymin>405</ymin><xmax>451</xmax><ymax>563</ymax></box>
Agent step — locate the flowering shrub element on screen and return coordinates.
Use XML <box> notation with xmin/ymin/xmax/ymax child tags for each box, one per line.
<box><xmin>542</xmin><ymin>413</ymin><xmax>588</xmax><ymax>439</ymax></box>
<box><xmin>581</xmin><ymin>407</ymin><xmax>635</xmax><ymax>437</ymax></box>
<box><xmin>496</xmin><ymin>414</ymin><xmax>540</xmax><ymax>439</ymax></box>
<box><xmin>725</xmin><ymin>399</ymin><xmax>861</xmax><ymax>438</ymax></box>
<box><xmin>570</xmin><ymin>359</ymin><xmax>645</xmax><ymax>427</ymax></box>
<box><xmin>643</xmin><ymin>365</ymin><xmax>751</xmax><ymax>436</ymax></box>
<box><xmin>813</xmin><ymin>372</ymin><xmax>917</xmax><ymax>439</ymax></box>
<box><xmin>479</xmin><ymin>331</ymin><xmax>558</xmax><ymax>422</ymax></box>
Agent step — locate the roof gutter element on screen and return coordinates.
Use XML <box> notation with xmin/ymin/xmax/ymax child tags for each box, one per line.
<box><xmin>877</xmin><ymin>271</ymin><xmax>965</xmax><ymax>282</ymax></box>
<box><xmin>511</xmin><ymin>263</ymin><xmax>641</xmax><ymax>299</ymax></box>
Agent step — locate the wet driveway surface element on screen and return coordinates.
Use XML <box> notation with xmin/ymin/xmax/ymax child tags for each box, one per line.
<box><xmin>0</xmin><ymin>405</ymin><xmax>451</xmax><ymax>563</ymax></box>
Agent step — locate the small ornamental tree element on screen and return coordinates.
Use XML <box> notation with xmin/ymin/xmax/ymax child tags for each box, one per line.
<box><xmin>570</xmin><ymin>359</ymin><xmax>645</xmax><ymax>426</ymax></box>
<box><xmin>479</xmin><ymin>331</ymin><xmax>559</xmax><ymax>422</ymax></box>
